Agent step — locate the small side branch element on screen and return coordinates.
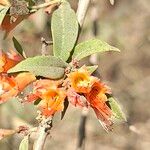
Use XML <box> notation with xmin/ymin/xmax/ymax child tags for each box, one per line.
<box><xmin>29</xmin><ymin>0</ymin><xmax>61</xmax><ymax>10</ymax></box>
<box><xmin>41</xmin><ymin>37</ymin><xmax>53</xmax><ymax>56</ymax></box>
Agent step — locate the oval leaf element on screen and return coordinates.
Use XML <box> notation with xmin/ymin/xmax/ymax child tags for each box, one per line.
<box><xmin>108</xmin><ymin>97</ymin><xmax>126</xmax><ymax>122</ymax></box>
<box><xmin>51</xmin><ymin>1</ymin><xmax>79</xmax><ymax>61</ymax></box>
<box><xmin>13</xmin><ymin>36</ymin><xmax>26</xmax><ymax>58</ymax></box>
<box><xmin>8</xmin><ymin>55</ymin><xmax>68</xmax><ymax>79</ymax></box>
<box><xmin>19</xmin><ymin>136</ymin><xmax>29</xmax><ymax>150</ymax></box>
<box><xmin>72</xmin><ymin>39</ymin><xmax>120</xmax><ymax>61</ymax></box>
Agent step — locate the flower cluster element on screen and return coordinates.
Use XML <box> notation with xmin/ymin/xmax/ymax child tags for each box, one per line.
<box><xmin>0</xmin><ymin>50</ymin><xmax>113</xmax><ymax>131</ymax></box>
<box><xmin>67</xmin><ymin>68</ymin><xmax>113</xmax><ymax>130</ymax></box>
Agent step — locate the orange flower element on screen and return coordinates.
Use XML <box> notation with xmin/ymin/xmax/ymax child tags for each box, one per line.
<box><xmin>0</xmin><ymin>50</ymin><xmax>22</xmax><ymax>73</ymax></box>
<box><xmin>67</xmin><ymin>67</ymin><xmax>113</xmax><ymax>130</ymax></box>
<box><xmin>0</xmin><ymin>74</ymin><xmax>18</xmax><ymax>103</ymax></box>
<box><xmin>0</xmin><ymin>72</ymin><xmax>36</xmax><ymax>103</ymax></box>
<box><xmin>85</xmin><ymin>80</ymin><xmax>113</xmax><ymax>131</ymax></box>
<box><xmin>39</xmin><ymin>88</ymin><xmax>66</xmax><ymax>116</ymax></box>
<box><xmin>26</xmin><ymin>79</ymin><xmax>66</xmax><ymax>116</ymax></box>
<box><xmin>68</xmin><ymin>68</ymin><xmax>94</xmax><ymax>93</ymax></box>
<box><xmin>15</xmin><ymin>72</ymin><xmax>36</xmax><ymax>91</ymax></box>
<box><xmin>26</xmin><ymin>79</ymin><xmax>62</xmax><ymax>101</ymax></box>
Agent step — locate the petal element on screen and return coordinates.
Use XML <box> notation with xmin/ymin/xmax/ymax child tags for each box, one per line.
<box><xmin>37</xmin><ymin>87</ymin><xmax>66</xmax><ymax>116</ymax></box>
<box><xmin>25</xmin><ymin>93</ymin><xmax>39</xmax><ymax>103</ymax></box>
<box><xmin>7</xmin><ymin>49</ymin><xmax>23</xmax><ymax>61</ymax></box>
<box><xmin>0</xmin><ymin>50</ymin><xmax>22</xmax><ymax>73</ymax></box>
<box><xmin>0</xmin><ymin>74</ymin><xmax>18</xmax><ymax>103</ymax></box>
<box><xmin>67</xmin><ymin>88</ymin><xmax>88</xmax><ymax>107</ymax></box>
<box><xmin>33</xmin><ymin>79</ymin><xmax>61</xmax><ymax>91</ymax></box>
<box><xmin>68</xmin><ymin>68</ymin><xmax>91</xmax><ymax>93</ymax></box>
<box><xmin>15</xmin><ymin>72</ymin><xmax>36</xmax><ymax>91</ymax></box>
<box><xmin>93</xmin><ymin>107</ymin><xmax>113</xmax><ymax>132</ymax></box>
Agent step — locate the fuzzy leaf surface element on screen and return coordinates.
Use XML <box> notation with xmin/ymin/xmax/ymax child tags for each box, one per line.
<box><xmin>72</xmin><ymin>39</ymin><xmax>120</xmax><ymax>61</ymax></box>
<box><xmin>8</xmin><ymin>56</ymin><xmax>68</xmax><ymax>79</ymax></box>
<box><xmin>51</xmin><ymin>1</ymin><xmax>78</xmax><ymax>61</ymax></box>
<box><xmin>108</xmin><ymin>97</ymin><xmax>126</xmax><ymax>122</ymax></box>
<box><xmin>13</xmin><ymin>36</ymin><xmax>26</xmax><ymax>58</ymax></box>
<box><xmin>19</xmin><ymin>136</ymin><xmax>29</xmax><ymax>150</ymax></box>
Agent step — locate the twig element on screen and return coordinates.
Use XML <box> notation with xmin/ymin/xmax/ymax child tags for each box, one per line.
<box><xmin>34</xmin><ymin>35</ymin><xmax>53</xmax><ymax>149</ymax></box>
<box><xmin>76</xmin><ymin>0</ymin><xmax>91</xmax><ymax>27</ymax></box>
<box><xmin>41</xmin><ymin>37</ymin><xmax>53</xmax><ymax>56</ymax></box>
<box><xmin>33</xmin><ymin>117</ymin><xmax>53</xmax><ymax>150</ymax></box>
<box><xmin>29</xmin><ymin>0</ymin><xmax>61</xmax><ymax>10</ymax></box>
<box><xmin>89</xmin><ymin>0</ymin><xmax>99</xmax><ymax>67</ymax></box>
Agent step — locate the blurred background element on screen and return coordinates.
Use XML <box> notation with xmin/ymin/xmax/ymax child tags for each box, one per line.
<box><xmin>0</xmin><ymin>0</ymin><xmax>150</xmax><ymax>149</ymax></box>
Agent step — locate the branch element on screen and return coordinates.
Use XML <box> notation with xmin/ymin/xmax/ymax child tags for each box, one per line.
<box><xmin>29</xmin><ymin>0</ymin><xmax>61</xmax><ymax>12</ymax></box>
<box><xmin>33</xmin><ymin>116</ymin><xmax>53</xmax><ymax>150</ymax></box>
<box><xmin>76</xmin><ymin>0</ymin><xmax>91</xmax><ymax>27</ymax></box>
<box><xmin>41</xmin><ymin>37</ymin><xmax>53</xmax><ymax>56</ymax></box>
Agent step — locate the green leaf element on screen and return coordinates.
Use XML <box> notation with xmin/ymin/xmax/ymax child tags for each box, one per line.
<box><xmin>13</xmin><ymin>36</ymin><xmax>26</xmax><ymax>58</ymax></box>
<box><xmin>72</xmin><ymin>39</ymin><xmax>120</xmax><ymax>61</ymax></box>
<box><xmin>8</xmin><ymin>55</ymin><xmax>68</xmax><ymax>79</ymax></box>
<box><xmin>19</xmin><ymin>136</ymin><xmax>29</xmax><ymax>150</ymax></box>
<box><xmin>0</xmin><ymin>6</ymin><xmax>9</xmax><ymax>25</ymax></box>
<box><xmin>86</xmin><ymin>65</ymin><xmax>98</xmax><ymax>74</ymax></box>
<box><xmin>51</xmin><ymin>1</ymin><xmax>78</xmax><ymax>61</ymax></box>
<box><xmin>108</xmin><ymin>97</ymin><xmax>126</xmax><ymax>122</ymax></box>
<box><xmin>61</xmin><ymin>99</ymin><xmax>69</xmax><ymax>120</ymax></box>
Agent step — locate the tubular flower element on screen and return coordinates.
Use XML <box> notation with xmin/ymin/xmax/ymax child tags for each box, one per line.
<box><xmin>26</xmin><ymin>79</ymin><xmax>62</xmax><ymax>102</ymax></box>
<box><xmin>26</xmin><ymin>79</ymin><xmax>66</xmax><ymax>116</ymax></box>
<box><xmin>39</xmin><ymin>88</ymin><xmax>66</xmax><ymax>116</ymax></box>
<box><xmin>0</xmin><ymin>50</ymin><xmax>22</xmax><ymax>73</ymax></box>
<box><xmin>85</xmin><ymin>80</ymin><xmax>113</xmax><ymax>131</ymax></box>
<box><xmin>0</xmin><ymin>72</ymin><xmax>36</xmax><ymax>103</ymax></box>
<box><xmin>67</xmin><ymin>68</ymin><xmax>95</xmax><ymax>93</ymax></box>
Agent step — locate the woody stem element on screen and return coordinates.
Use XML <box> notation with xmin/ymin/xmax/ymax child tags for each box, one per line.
<box><xmin>29</xmin><ymin>0</ymin><xmax>61</xmax><ymax>11</ymax></box>
<box><xmin>76</xmin><ymin>0</ymin><xmax>91</xmax><ymax>27</ymax></box>
<box><xmin>33</xmin><ymin>117</ymin><xmax>53</xmax><ymax>150</ymax></box>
